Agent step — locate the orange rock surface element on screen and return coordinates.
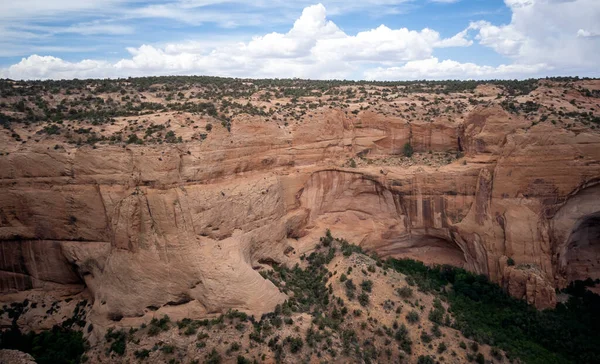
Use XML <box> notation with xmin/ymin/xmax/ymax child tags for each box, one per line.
<box><xmin>1</xmin><ymin>78</ymin><xmax>599</xmax><ymax>323</ymax></box>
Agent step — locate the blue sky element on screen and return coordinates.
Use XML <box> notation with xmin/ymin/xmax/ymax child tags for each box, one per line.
<box><xmin>0</xmin><ymin>0</ymin><xmax>598</xmax><ymax>80</ymax></box>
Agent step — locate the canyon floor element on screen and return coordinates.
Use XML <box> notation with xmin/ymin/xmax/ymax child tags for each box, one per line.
<box><xmin>0</xmin><ymin>76</ymin><xmax>600</xmax><ymax>363</ymax></box>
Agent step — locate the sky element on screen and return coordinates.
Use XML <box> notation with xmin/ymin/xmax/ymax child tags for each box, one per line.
<box><xmin>0</xmin><ymin>0</ymin><xmax>598</xmax><ymax>80</ymax></box>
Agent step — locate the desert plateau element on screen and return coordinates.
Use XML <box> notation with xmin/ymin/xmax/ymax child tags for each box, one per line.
<box><xmin>0</xmin><ymin>76</ymin><xmax>598</xmax><ymax>363</ymax></box>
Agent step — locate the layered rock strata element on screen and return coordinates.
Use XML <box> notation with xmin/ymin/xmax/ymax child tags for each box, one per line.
<box><xmin>1</xmin><ymin>103</ymin><xmax>599</xmax><ymax>325</ymax></box>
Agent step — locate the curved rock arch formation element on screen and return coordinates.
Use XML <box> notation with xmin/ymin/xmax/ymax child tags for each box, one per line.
<box><xmin>552</xmin><ymin>183</ymin><xmax>600</xmax><ymax>286</ymax></box>
<box><xmin>295</xmin><ymin>169</ymin><xmax>475</xmax><ymax>269</ymax></box>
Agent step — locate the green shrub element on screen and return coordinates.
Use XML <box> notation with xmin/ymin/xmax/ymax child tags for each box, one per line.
<box><xmin>160</xmin><ymin>344</ymin><xmax>175</xmax><ymax>354</ymax></box>
<box><xmin>417</xmin><ymin>355</ymin><xmax>435</xmax><ymax>364</ymax></box>
<box><xmin>358</xmin><ymin>293</ymin><xmax>369</xmax><ymax>307</ymax></box>
<box><xmin>0</xmin><ymin>325</ymin><xmax>86</xmax><ymax>364</ymax></box>
<box><xmin>361</xmin><ymin>280</ymin><xmax>373</xmax><ymax>293</ymax></box>
<box><xmin>491</xmin><ymin>347</ymin><xmax>503</xmax><ymax>360</ymax></box>
<box><xmin>197</xmin><ymin>332</ymin><xmax>209</xmax><ymax>340</ymax></box>
<box><xmin>431</xmin><ymin>324</ymin><xmax>442</xmax><ymax>337</ymax></box>
<box><xmin>396</xmin><ymin>286</ymin><xmax>413</xmax><ymax>298</ymax></box>
<box><xmin>475</xmin><ymin>353</ymin><xmax>485</xmax><ymax>364</ymax></box>
<box><xmin>183</xmin><ymin>325</ymin><xmax>197</xmax><ymax>335</ymax></box>
<box><xmin>341</xmin><ymin>240</ymin><xmax>364</xmax><ymax>257</ymax></box>
<box><xmin>406</xmin><ymin>310</ymin><xmax>420</xmax><ymax>324</ymax></box>
<box><xmin>148</xmin><ymin>315</ymin><xmax>170</xmax><ymax>336</ymax></box>
<box><xmin>147</xmin><ymin>326</ymin><xmax>160</xmax><ymax>336</ymax></box>
<box><xmin>134</xmin><ymin>349</ymin><xmax>150</xmax><ymax>359</ymax></box>
<box><xmin>345</xmin><ymin>279</ymin><xmax>356</xmax><ymax>299</ymax></box>
<box><xmin>403</xmin><ymin>142</ymin><xmax>414</xmax><ymax>157</ymax></box>
<box><xmin>394</xmin><ymin>324</ymin><xmax>412</xmax><ymax>354</ymax></box>
<box><xmin>387</xmin><ymin>256</ymin><xmax>600</xmax><ymax>364</ymax></box>
<box><xmin>228</xmin><ymin>342</ymin><xmax>241</xmax><ymax>352</ymax></box>
<box><xmin>286</xmin><ymin>336</ymin><xmax>303</xmax><ymax>353</ymax></box>
<box><xmin>438</xmin><ymin>342</ymin><xmax>447</xmax><ymax>354</ymax></box>
<box><xmin>420</xmin><ymin>331</ymin><xmax>432</xmax><ymax>344</ymax></box>
<box><xmin>205</xmin><ymin>348</ymin><xmax>221</xmax><ymax>364</ymax></box>
<box><xmin>105</xmin><ymin>328</ymin><xmax>127</xmax><ymax>356</ymax></box>
<box><xmin>319</xmin><ymin>229</ymin><xmax>334</xmax><ymax>247</ymax></box>
<box><xmin>127</xmin><ymin>133</ymin><xmax>142</xmax><ymax>144</ymax></box>
<box><xmin>42</xmin><ymin>124</ymin><xmax>61</xmax><ymax>135</ymax></box>
<box><xmin>237</xmin><ymin>356</ymin><xmax>251</xmax><ymax>364</ymax></box>
<box><xmin>428</xmin><ymin>298</ymin><xmax>445</xmax><ymax>324</ymax></box>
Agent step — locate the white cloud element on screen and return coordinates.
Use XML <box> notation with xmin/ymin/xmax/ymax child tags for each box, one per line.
<box><xmin>1</xmin><ymin>1</ymin><xmax>598</xmax><ymax>80</ymax></box>
<box><xmin>128</xmin><ymin>0</ymin><xmax>415</xmax><ymax>26</ymax></box>
<box><xmin>0</xmin><ymin>3</ymin><xmax>473</xmax><ymax>80</ymax></box>
<box><xmin>242</xmin><ymin>4</ymin><xmax>345</xmax><ymax>58</ymax></box>
<box><xmin>0</xmin><ymin>0</ymin><xmax>129</xmax><ymax>22</ymax></box>
<box><xmin>59</xmin><ymin>23</ymin><xmax>135</xmax><ymax>36</ymax></box>
<box><xmin>0</xmin><ymin>26</ymin><xmax>43</xmax><ymax>41</ymax></box>
<box><xmin>0</xmin><ymin>40</ymin><xmax>99</xmax><ymax>58</ymax></box>
<box><xmin>3</xmin><ymin>21</ymin><xmax>134</xmax><ymax>38</ymax></box>
<box><xmin>434</xmin><ymin>29</ymin><xmax>473</xmax><ymax>48</ymax></box>
<box><xmin>468</xmin><ymin>0</ymin><xmax>600</xmax><ymax>70</ymax></box>
<box><xmin>364</xmin><ymin>57</ymin><xmax>550</xmax><ymax>80</ymax></box>
<box><xmin>0</xmin><ymin>55</ymin><xmax>113</xmax><ymax>80</ymax></box>
<box><xmin>130</xmin><ymin>4</ymin><xmax>266</xmax><ymax>27</ymax></box>
<box><xmin>577</xmin><ymin>29</ymin><xmax>600</xmax><ymax>38</ymax></box>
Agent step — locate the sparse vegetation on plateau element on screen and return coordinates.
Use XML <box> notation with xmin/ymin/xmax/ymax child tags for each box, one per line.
<box><xmin>2</xmin><ymin>229</ymin><xmax>599</xmax><ymax>364</ymax></box>
<box><xmin>386</xmin><ymin>257</ymin><xmax>600</xmax><ymax>363</ymax></box>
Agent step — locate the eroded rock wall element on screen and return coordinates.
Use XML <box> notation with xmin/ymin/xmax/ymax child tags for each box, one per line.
<box><xmin>1</xmin><ymin>105</ymin><xmax>600</xmax><ymax>322</ymax></box>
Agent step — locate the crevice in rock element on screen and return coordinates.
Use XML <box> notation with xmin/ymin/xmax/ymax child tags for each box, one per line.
<box><xmin>257</xmin><ymin>258</ymin><xmax>281</xmax><ymax>267</ymax></box>
<box><xmin>107</xmin><ymin>312</ymin><xmax>123</xmax><ymax>321</ymax></box>
<box><xmin>165</xmin><ymin>295</ymin><xmax>193</xmax><ymax>306</ymax></box>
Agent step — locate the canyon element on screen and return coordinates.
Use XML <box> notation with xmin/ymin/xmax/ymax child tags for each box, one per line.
<box><xmin>0</xmin><ymin>77</ymin><xmax>599</xmax><ymax>338</ymax></box>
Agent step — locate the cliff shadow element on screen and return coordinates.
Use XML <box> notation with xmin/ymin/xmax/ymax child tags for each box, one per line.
<box><xmin>552</xmin><ymin>183</ymin><xmax>600</xmax><ymax>286</ymax></box>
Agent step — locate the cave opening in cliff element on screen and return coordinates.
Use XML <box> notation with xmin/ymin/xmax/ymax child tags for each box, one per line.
<box><xmin>407</xmin><ymin>234</ymin><xmax>467</xmax><ymax>268</ymax></box>
<box><xmin>378</xmin><ymin>233</ymin><xmax>468</xmax><ymax>269</ymax></box>
<box><xmin>565</xmin><ymin>212</ymin><xmax>600</xmax><ymax>282</ymax></box>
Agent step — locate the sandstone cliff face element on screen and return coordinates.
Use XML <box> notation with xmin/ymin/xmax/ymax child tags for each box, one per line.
<box><xmin>1</xmin><ymin>86</ymin><xmax>600</xmax><ymax>324</ymax></box>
